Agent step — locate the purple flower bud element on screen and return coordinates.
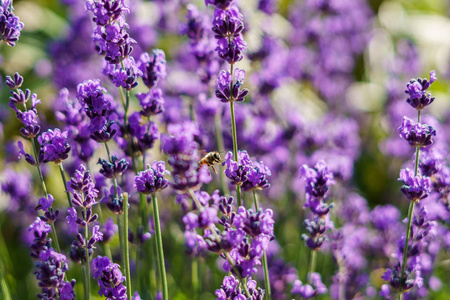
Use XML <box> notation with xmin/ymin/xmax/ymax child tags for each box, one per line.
<box><xmin>138</xmin><ymin>49</ymin><xmax>167</xmax><ymax>89</ymax></box>
<box><xmin>398</xmin><ymin>169</ymin><xmax>432</xmax><ymax>201</ymax></box>
<box><xmin>5</xmin><ymin>72</ymin><xmax>23</xmax><ymax>89</ymax></box>
<box><xmin>137</xmin><ymin>89</ymin><xmax>164</xmax><ymax>116</ymax></box>
<box><xmin>134</xmin><ymin>161</ymin><xmax>170</xmax><ymax>194</ymax></box>
<box><xmin>37</xmin><ymin>194</ymin><xmax>55</xmax><ymax>211</ymax></box>
<box><xmin>92</xmin><ymin>256</ymin><xmax>127</xmax><ymax>299</ymax></box>
<box><xmin>98</xmin><ymin>156</ymin><xmax>129</xmax><ymax>179</ymax></box>
<box><xmin>38</xmin><ymin>128</ymin><xmax>71</xmax><ymax>164</ymax></box>
<box><xmin>0</xmin><ymin>2</ymin><xmax>24</xmax><ymax>46</ymax></box>
<box><xmin>405</xmin><ymin>71</ymin><xmax>436</xmax><ymax>110</ymax></box>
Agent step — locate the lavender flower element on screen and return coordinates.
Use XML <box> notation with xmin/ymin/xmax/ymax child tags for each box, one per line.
<box><xmin>138</xmin><ymin>49</ymin><xmax>167</xmax><ymax>89</ymax></box>
<box><xmin>0</xmin><ymin>0</ymin><xmax>24</xmax><ymax>46</ymax></box>
<box><xmin>405</xmin><ymin>71</ymin><xmax>436</xmax><ymax>110</ymax></box>
<box><xmin>291</xmin><ymin>273</ymin><xmax>327</xmax><ymax>299</ymax></box>
<box><xmin>215</xmin><ymin>275</ymin><xmax>265</xmax><ymax>300</ymax></box>
<box><xmin>397</xmin><ymin>117</ymin><xmax>436</xmax><ymax>148</ymax></box>
<box><xmin>134</xmin><ymin>161</ymin><xmax>170</xmax><ymax>195</ymax></box>
<box><xmin>299</xmin><ymin>160</ymin><xmax>335</xmax><ymax>203</ymax></box>
<box><xmin>38</xmin><ymin>129</ymin><xmax>71</xmax><ymax>164</ymax></box>
<box><xmin>137</xmin><ymin>89</ymin><xmax>165</xmax><ymax>117</ymax></box>
<box><xmin>215</xmin><ymin>68</ymin><xmax>249</xmax><ymax>103</ymax></box>
<box><xmin>223</xmin><ymin>151</ymin><xmax>252</xmax><ymax>186</ymax></box>
<box><xmin>86</xmin><ymin>0</ymin><xmax>134</xmax><ymax>64</ymax></box>
<box><xmin>399</xmin><ymin>169</ymin><xmax>432</xmax><ymax>202</ymax></box>
<box><xmin>98</xmin><ymin>156</ymin><xmax>129</xmax><ymax>179</ymax></box>
<box><xmin>92</xmin><ymin>256</ymin><xmax>127</xmax><ymax>300</ymax></box>
<box><xmin>34</xmin><ymin>249</ymin><xmax>75</xmax><ymax>300</ymax></box>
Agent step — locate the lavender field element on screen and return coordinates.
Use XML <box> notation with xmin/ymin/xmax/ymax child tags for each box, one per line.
<box><xmin>0</xmin><ymin>0</ymin><xmax>450</xmax><ymax>299</ymax></box>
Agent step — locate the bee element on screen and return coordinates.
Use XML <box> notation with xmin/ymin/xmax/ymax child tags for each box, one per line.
<box><xmin>198</xmin><ymin>151</ymin><xmax>222</xmax><ymax>174</ymax></box>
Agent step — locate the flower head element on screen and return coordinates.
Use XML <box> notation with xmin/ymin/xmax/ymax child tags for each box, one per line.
<box><xmin>134</xmin><ymin>161</ymin><xmax>170</xmax><ymax>194</ymax></box>
<box><xmin>397</xmin><ymin>117</ymin><xmax>436</xmax><ymax>148</ymax></box>
<box><xmin>398</xmin><ymin>169</ymin><xmax>432</xmax><ymax>201</ymax></box>
<box><xmin>405</xmin><ymin>71</ymin><xmax>436</xmax><ymax>110</ymax></box>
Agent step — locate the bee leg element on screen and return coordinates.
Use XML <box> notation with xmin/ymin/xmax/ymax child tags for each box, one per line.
<box><xmin>211</xmin><ymin>165</ymin><xmax>218</xmax><ymax>174</ymax></box>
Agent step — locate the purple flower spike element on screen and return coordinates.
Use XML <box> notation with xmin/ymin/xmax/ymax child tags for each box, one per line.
<box><xmin>405</xmin><ymin>71</ymin><xmax>436</xmax><ymax>110</ymax></box>
<box><xmin>299</xmin><ymin>160</ymin><xmax>335</xmax><ymax>202</ymax></box>
<box><xmin>0</xmin><ymin>1</ymin><xmax>24</xmax><ymax>46</ymax></box>
<box><xmin>37</xmin><ymin>194</ymin><xmax>55</xmax><ymax>211</ymax></box>
<box><xmin>398</xmin><ymin>169</ymin><xmax>432</xmax><ymax>202</ymax></box>
<box><xmin>92</xmin><ymin>256</ymin><xmax>127</xmax><ymax>300</ymax></box>
<box><xmin>291</xmin><ymin>273</ymin><xmax>327</xmax><ymax>299</ymax></box>
<box><xmin>134</xmin><ymin>161</ymin><xmax>170</xmax><ymax>195</ymax></box>
<box><xmin>215</xmin><ymin>68</ymin><xmax>249</xmax><ymax>103</ymax></box>
<box><xmin>138</xmin><ymin>49</ymin><xmax>167</xmax><ymax>89</ymax></box>
<box><xmin>397</xmin><ymin>117</ymin><xmax>436</xmax><ymax>148</ymax></box>
<box><xmin>98</xmin><ymin>156</ymin><xmax>129</xmax><ymax>179</ymax></box>
<box><xmin>223</xmin><ymin>151</ymin><xmax>252</xmax><ymax>186</ymax></box>
<box><xmin>5</xmin><ymin>72</ymin><xmax>23</xmax><ymax>89</ymax></box>
<box><xmin>137</xmin><ymin>89</ymin><xmax>164</xmax><ymax>117</ymax></box>
<box><xmin>38</xmin><ymin>128</ymin><xmax>71</xmax><ymax>164</ymax></box>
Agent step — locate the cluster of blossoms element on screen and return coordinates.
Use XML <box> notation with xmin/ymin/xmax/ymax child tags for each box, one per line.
<box><xmin>222</xmin><ymin>150</ymin><xmax>271</xmax><ymax>191</ymax></box>
<box><xmin>381</xmin><ymin>71</ymin><xmax>439</xmax><ymax>298</ymax></box>
<box><xmin>66</xmin><ymin>164</ymin><xmax>103</xmax><ymax>264</ymax></box>
<box><xmin>0</xmin><ymin>0</ymin><xmax>23</xmax><ymax>46</ymax></box>
<box><xmin>134</xmin><ymin>161</ymin><xmax>170</xmax><ymax>195</ymax></box>
<box><xmin>85</xmin><ymin>0</ymin><xmax>134</xmax><ymax>64</ymax></box>
<box><xmin>92</xmin><ymin>256</ymin><xmax>127</xmax><ymax>300</ymax></box>
<box><xmin>76</xmin><ymin>79</ymin><xmax>118</xmax><ymax>143</ymax></box>
<box><xmin>215</xmin><ymin>275</ymin><xmax>265</xmax><ymax>300</ymax></box>
<box><xmin>182</xmin><ymin>192</ymin><xmax>273</xmax><ymax>297</ymax></box>
<box><xmin>206</xmin><ymin>0</ymin><xmax>247</xmax><ymax>64</ymax></box>
<box><xmin>292</xmin><ymin>160</ymin><xmax>335</xmax><ymax>298</ymax></box>
<box><xmin>28</xmin><ymin>218</ymin><xmax>76</xmax><ymax>300</ymax></box>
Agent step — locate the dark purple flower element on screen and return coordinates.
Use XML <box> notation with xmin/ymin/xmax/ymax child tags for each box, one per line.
<box><xmin>215</xmin><ymin>68</ymin><xmax>249</xmax><ymax>103</ymax></box>
<box><xmin>399</xmin><ymin>168</ymin><xmax>432</xmax><ymax>201</ymax></box>
<box><xmin>34</xmin><ymin>249</ymin><xmax>74</xmax><ymax>299</ymax></box>
<box><xmin>67</xmin><ymin>164</ymin><xmax>99</xmax><ymax>207</ymax></box>
<box><xmin>28</xmin><ymin>218</ymin><xmax>52</xmax><ymax>259</ymax></box>
<box><xmin>215</xmin><ymin>35</ymin><xmax>246</xmax><ymax>64</ymax></box>
<box><xmin>37</xmin><ymin>194</ymin><xmax>55</xmax><ymax>211</ymax></box>
<box><xmin>241</xmin><ymin>161</ymin><xmax>271</xmax><ymax>191</ymax></box>
<box><xmin>0</xmin><ymin>1</ymin><xmax>24</xmax><ymax>46</ymax></box>
<box><xmin>299</xmin><ymin>160</ymin><xmax>335</xmax><ymax>202</ymax></box>
<box><xmin>405</xmin><ymin>71</ymin><xmax>436</xmax><ymax>110</ymax></box>
<box><xmin>223</xmin><ymin>151</ymin><xmax>252</xmax><ymax>186</ymax></box>
<box><xmin>92</xmin><ymin>256</ymin><xmax>127</xmax><ymax>300</ymax></box>
<box><xmin>5</xmin><ymin>72</ymin><xmax>23</xmax><ymax>89</ymax></box>
<box><xmin>38</xmin><ymin>129</ymin><xmax>71</xmax><ymax>164</ymax></box>
<box><xmin>397</xmin><ymin>117</ymin><xmax>436</xmax><ymax>148</ymax></box>
<box><xmin>212</xmin><ymin>5</ymin><xmax>244</xmax><ymax>39</ymax></box>
<box><xmin>134</xmin><ymin>161</ymin><xmax>170</xmax><ymax>194</ymax></box>
<box><xmin>66</xmin><ymin>207</ymin><xmax>79</xmax><ymax>234</ymax></box>
<box><xmin>98</xmin><ymin>156</ymin><xmax>129</xmax><ymax>179</ymax></box>
<box><xmin>138</xmin><ymin>49</ymin><xmax>167</xmax><ymax>89</ymax></box>
<box><xmin>137</xmin><ymin>89</ymin><xmax>164</xmax><ymax>117</ymax></box>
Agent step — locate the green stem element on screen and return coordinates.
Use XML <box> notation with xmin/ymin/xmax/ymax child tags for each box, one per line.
<box><xmin>123</xmin><ymin>194</ymin><xmax>132</xmax><ymax>300</ymax></box>
<box><xmin>0</xmin><ymin>261</ymin><xmax>12</xmax><ymax>300</ymax></box>
<box><xmin>252</xmin><ymin>190</ymin><xmax>271</xmax><ymax>300</ymax></box>
<box><xmin>400</xmin><ymin>110</ymin><xmax>422</xmax><ymax>288</ymax></box>
<box><xmin>307</xmin><ymin>250</ymin><xmax>317</xmax><ymax>284</ymax></box>
<box><xmin>31</xmin><ymin>138</ymin><xmax>48</xmax><ymax>197</ymax></box>
<box><xmin>84</xmin><ymin>208</ymin><xmax>90</xmax><ymax>300</ymax></box>
<box><xmin>228</xmin><ymin>64</ymin><xmax>242</xmax><ymax>206</ymax></box>
<box><xmin>214</xmin><ymin>109</ymin><xmax>230</xmax><ymax>196</ymax></box>
<box><xmin>229</xmin><ymin>99</ymin><xmax>241</xmax><ymax>206</ymax></box>
<box><xmin>58</xmin><ymin>163</ymin><xmax>73</xmax><ymax>207</ymax></box>
<box><xmin>152</xmin><ymin>193</ymin><xmax>168</xmax><ymax>300</ymax></box>
<box><xmin>192</xmin><ymin>258</ymin><xmax>199</xmax><ymax>300</ymax></box>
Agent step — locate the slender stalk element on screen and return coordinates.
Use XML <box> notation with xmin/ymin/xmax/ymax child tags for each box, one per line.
<box><xmin>252</xmin><ymin>190</ymin><xmax>271</xmax><ymax>300</ymax></box>
<box><xmin>400</xmin><ymin>110</ymin><xmax>422</xmax><ymax>289</ymax></box>
<box><xmin>31</xmin><ymin>138</ymin><xmax>48</xmax><ymax>197</ymax></box>
<box><xmin>84</xmin><ymin>207</ymin><xmax>90</xmax><ymax>300</ymax></box>
<box><xmin>192</xmin><ymin>258</ymin><xmax>199</xmax><ymax>300</ymax></box>
<box><xmin>227</xmin><ymin>63</ymin><xmax>242</xmax><ymax>206</ymax></box>
<box><xmin>214</xmin><ymin>109</ymin><xmax>230</xmax><ymax>196</ymax></box>
<box><xmin>58</xmin><ymin>163</ymin><xmax>73</xmax><ymax>207</ymax></box>
<box><xmin>229</xmin><ymin>99</ymin><xmax>241</xmax><ymax>206</ymax></box>
<box><xmin>151</xmin><ymin>193</ymin><xmax>168</xmax><ymax>300</ymax></box>
<box><xmin>30</xmin><ymin>136</ymin><xmax>62</xmax><ymax>253</ymax></box>
<box><xmin>123</xmin><ymin>194</ymin><xmax>132</xmax><ymax>300</ymax></box>
<box><xmin>0</xmin><ymin>262</ymin><xmax>12</xmax><ymax>300</ymax></box>
<box><xmin>307</xmin><ymin>250</ymin><xmax>317</xmax><ymax>284</ymax></box>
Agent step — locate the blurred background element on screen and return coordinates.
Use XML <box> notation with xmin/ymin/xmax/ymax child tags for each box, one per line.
<box><xmin>1</xmin><ymin>0</ymin><xmax>450</xmax><ymax>299</ymax></box>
